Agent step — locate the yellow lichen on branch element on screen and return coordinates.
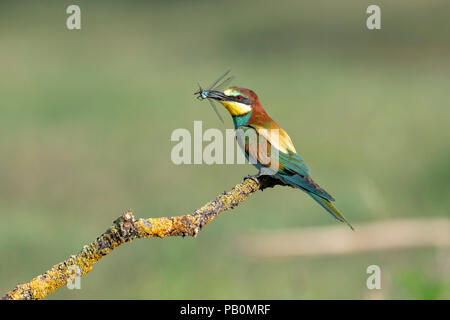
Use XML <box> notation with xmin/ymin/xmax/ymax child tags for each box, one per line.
<box><xmin>3</xmin><ymin>176</ymin><xmax>274</xmax><ymax>300</ymax></box>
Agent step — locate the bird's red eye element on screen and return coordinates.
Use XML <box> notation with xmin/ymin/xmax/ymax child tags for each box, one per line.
<box><xmin>236</xmin><ymin>96</ymin><xmax>243</xmax><ymax>100</ymax></box>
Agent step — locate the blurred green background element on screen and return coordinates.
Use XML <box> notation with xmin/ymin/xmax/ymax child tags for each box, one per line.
<box><xmin>0</xmin><ymin>0</ymin><xmax>449</xmax><ymax>299</ymax></box>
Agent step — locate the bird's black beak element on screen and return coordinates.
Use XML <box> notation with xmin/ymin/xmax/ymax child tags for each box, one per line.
<box><xmin>204</xmin><ymin>90</ymin><xmax>228</xmax><ymax>101</ymax></box>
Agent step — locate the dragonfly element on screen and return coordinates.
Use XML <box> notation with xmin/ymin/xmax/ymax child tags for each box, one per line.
<box><xmin>194</xmin><ymin>70</ymin><xmax>234</xmax><ymax>123</ymax></box>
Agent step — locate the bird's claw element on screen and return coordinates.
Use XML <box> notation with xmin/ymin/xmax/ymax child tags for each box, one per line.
<box><xmin>243</xmin><ymin>173</ymin><xmax>262</xmax><ymax>184</ymax></box>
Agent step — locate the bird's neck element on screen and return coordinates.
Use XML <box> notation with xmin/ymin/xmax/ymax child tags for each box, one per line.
<box><xmin>232</xmin><ymin>111</ymin><xmax>252</xmax><ymax>128</ymax></box>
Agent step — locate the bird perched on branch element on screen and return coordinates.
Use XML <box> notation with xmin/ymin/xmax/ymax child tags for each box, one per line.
<box><xmin>195</xmin><ymin>72</ymin><xmax>353</xmax><ymax>230</ymax></box>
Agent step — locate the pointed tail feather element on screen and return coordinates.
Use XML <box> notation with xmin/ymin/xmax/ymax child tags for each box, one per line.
<box><xmin>308</xmin><ymin>192</ymin><xmax>354</xmax><ymax>230</ymax></box>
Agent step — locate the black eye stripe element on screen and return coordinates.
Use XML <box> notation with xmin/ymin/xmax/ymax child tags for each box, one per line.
<box><xmin>228</xmin><ymin>94</ymin><xmax>253</xmax><ymax>105</ymax></box>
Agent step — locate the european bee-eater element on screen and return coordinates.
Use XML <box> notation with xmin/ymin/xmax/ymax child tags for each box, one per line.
<box><xmin>197</xmin><ymin>85</ymin><xmax>353</xmax><ymax>230</ymax></box>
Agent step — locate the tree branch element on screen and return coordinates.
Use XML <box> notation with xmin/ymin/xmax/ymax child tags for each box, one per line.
<box><xmin>2</xmin><ymin>175</ymin><xmax>283</xmax><ymax>300</ymax></box>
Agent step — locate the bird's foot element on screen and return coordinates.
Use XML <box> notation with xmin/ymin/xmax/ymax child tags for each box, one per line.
<box><xmin>243</xmin><ymin>172</ymin><xmax>285</xmax><ymax>191</ymax></box>
<box><xmin>243</xmin><ymin>172</ymin><xmax>262</xmax><ymax>184</ymax></box>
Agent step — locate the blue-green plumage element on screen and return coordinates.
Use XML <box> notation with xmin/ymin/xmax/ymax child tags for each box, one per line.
<box><xmin>232</xmin><ymin>112</ymin><xmax>252</xmax><ymax>128</ymax></box>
